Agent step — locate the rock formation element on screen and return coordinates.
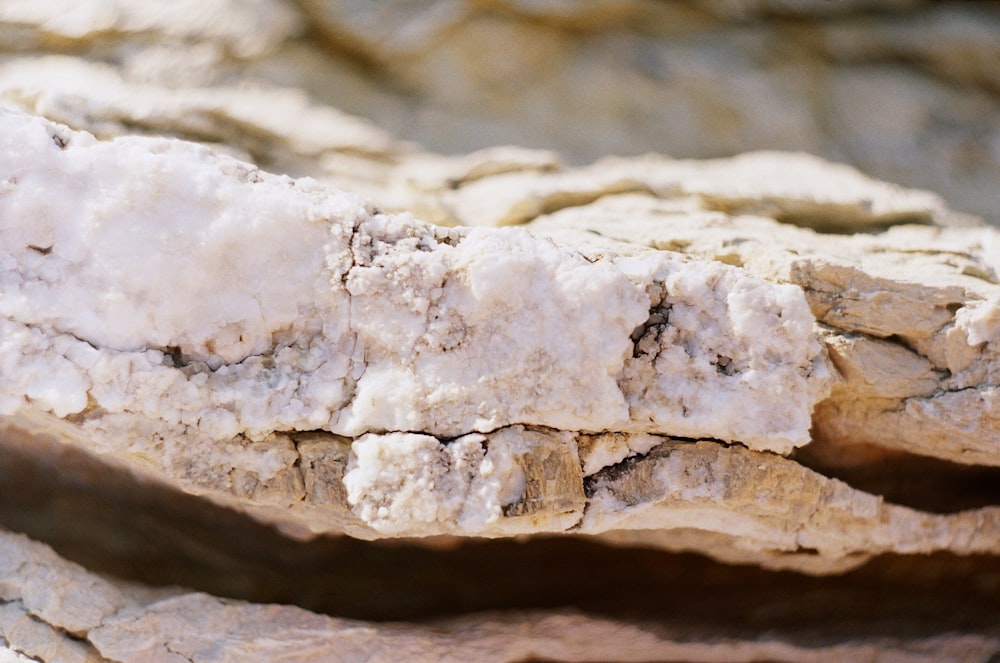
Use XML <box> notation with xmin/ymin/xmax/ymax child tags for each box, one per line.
<box><xmin>2</xmin><ymin>102</ymin><xmax>999</xmax><ymax>659</ymax></box>
<box><xmin>1</xmin><ymin>1</ymin><xmax>999</xmax><ymax>661</ymax></box>
<box><xmin>2</xmin><ymin>0</ymin><xmax>998</xmax><ymax>224</ymax></box>
<box><xmin>6</xmin><ymin>530</ymin><xmax>998</xmax><ymax>663</ymax></box>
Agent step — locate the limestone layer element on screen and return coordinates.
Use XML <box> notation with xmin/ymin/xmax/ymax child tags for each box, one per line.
<box><xmin>2</xmin><ymin>2</ymin><xmax>1000</xmax><ymax>659</ymax></box>
<box><xmin>2</xmin><ymin>0</ymin><xmax>998</xmax><ymax>224</ymax></box>
<box><xmin>1</xmin><ymin>109</ymin><xmax>832</xmax><ymax>530</ymax></box>
<box><xmin>2</xmin><ymin>107</ymin><xmax>1000</xmax><ymax>574</ymax></box>
<box><xmin>528</xmin><ymin>192</ymin><xmax>1000</xmax><ymax>468</ymax></box>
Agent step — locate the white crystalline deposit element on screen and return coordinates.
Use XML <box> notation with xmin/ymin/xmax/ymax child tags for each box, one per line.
<box><xmin>614</xmin><ymin>252</ymin><xmax>827</xmax><ymax>452</ymax></box>
<box><xmin>327</xmin><ymin>209</ymin><xmax>829</xmax><ymax>454</ymax></box>
<box><xmin>0</xmin><ymin>109</ymin><xmax>362</xmax><ymax>461</ymax></box>
<box><xmin>0</xmin><ymin>109</ymin><xmax>828</xmax><ymax>498</ymax></box>
<box><xmin>333</xmin><ymin>216</ymin><xmax>648</xmax><ymax>437</ymax></box>
<box><xmin>344</xmin><ymin>432</ymin><xmax>491</xmax><ymax>535</ymax></box>
<box><xmin>342</xmin><ymin>427</ymin><xmax>583</xmax><ymax>536</ymax></box>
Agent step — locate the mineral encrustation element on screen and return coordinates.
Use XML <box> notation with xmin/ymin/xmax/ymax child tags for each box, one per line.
<box><xmin>1</xmin><ymin>2</ymin><xmax>999</xmax><ymax>660</ymax></box>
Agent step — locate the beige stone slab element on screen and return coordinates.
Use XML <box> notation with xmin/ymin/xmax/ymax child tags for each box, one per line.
<box><xmin>2</xmin><ymin>527</ymin><xmax>999</xmax><ymax>663</ymax></box>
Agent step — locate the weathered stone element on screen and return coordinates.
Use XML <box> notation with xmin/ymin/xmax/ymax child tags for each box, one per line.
<box><xmin>528</xmin><ymin>192</ymin><xmax>1000</xmax><ymax>467</ymax></box>
<box><xmin>1</xmin><ymin>2</ymin><xmax>999</xmax><ymax>657</ymax></box>
<box><xmin>0</xmin><ymin>109</ymin><xmax>840</xmax><ymax>530</ymax></box>
<box><xmin>1</xmin><ymin>108</ymin><xmax>998</xmax><ymax>583</ymax></box>
<box><xmin>2</xmin><ymin>0</ymin><xmax>998</xmax><ymax>224</ymax></box>
<box><xmin>585</xmin><ymin>440</ymin><xmax>1000</xmax><ymax>564</ymax></box>
<box><xmin>2</xmin><ymin>527</ymin><xmax>999</xmax><ymax>663</ymax></box>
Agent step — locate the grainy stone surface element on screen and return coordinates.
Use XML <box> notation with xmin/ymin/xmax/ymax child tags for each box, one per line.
<box><xmin>528</xmin><ymin>192</ymin><xmax>1000</xmax><ymax>468</ymax></box>
<box><xmin>4</xmin><ymin>109</ymin><xmax>999</xmax><ymax>574</ymax></box>
<box><xmin>0</xmin><ymin>110</ymin><xmax>842</xmax><ymax>535</ymax></box>
<box><xmin>1</xmin><ymin>105</ymin><xmax>998</xmax><ymax>656</ymax></box>
<box><xmin>4</xmin><ymin>0</ymin><xmax>997</xmax><ymax>224</ymax></box>
<box><xmin>1</xmin><ymin>2</ymin><xmax>999</xmax><ymax>660</ymax></box>
<box><xmin>2</xmin><ymin>527</ymin><xmax>999</xmax><ymax>663</ymax></box>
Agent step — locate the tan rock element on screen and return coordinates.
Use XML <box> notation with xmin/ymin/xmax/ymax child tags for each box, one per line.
<box><xmin>3</xmin><ymin>0</ymin><xmax>999</xmax><ymax>223</ymax></box>
<box><xmin>584</xmin><ymin>440</ymin><xmax>1000</xmax><ymax>563</ymax></box>
<box><xmin>1</xmin><ymin>2</ymin><xmax>999</xmax><ymax>656</ymax></box>
<box><xmin>3</xmin><ymin>527</ymin><xmax>999</xmax><ymax>663</ymax></box>
<box><xmin>1</xmin><ymin>110</ymin><xmax>998</xmax><ymax>578</ymax></box>
<box><xmin>528</xmin><ymin>192</ymin><xmax>999</xmax><ymax>467</ymax></box>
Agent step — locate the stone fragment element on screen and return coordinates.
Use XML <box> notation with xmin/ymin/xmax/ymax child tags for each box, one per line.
<box><xmin>2</xmin><ymin>108</ymin><xmax>999</xmax><ymax>575</ymax></box>
<box><xmin>425</xmin><ymin>151</ymin><xmax>952</xmax><ymax>231</ymax></box>
<box><xmin>584</xmin><ymin>440</ymin><xmax>1000</xmax><ymax>562</ymax></box>
<box><xmin>4</xmin><ymin>0</ymin><xmax>999</xmax><ymax>224</ymax></box>
<box><xmin>0</xmin><ymin>56</ymin><xmax>403</xmax><ymax>184</ymax></box>
<box><xmin>0</xmin><ymin>0</ymin><xmax>300</xmax><ymax>60</ymax></box>
<box><xmin>1</xmin><ymin>1</ymin><xmax>999</xmax><ymax>659</ymax></box>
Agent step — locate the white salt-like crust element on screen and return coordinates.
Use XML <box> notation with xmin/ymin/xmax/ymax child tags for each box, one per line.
<box><xmin>342</xmin><ymin>426</ymin><xmax>585</xmax><ymax>536</ymax></box>
<box><xmin>956</xmin><ymin>294</ymin><xmax>1000</xmax><ymax>346</ymax></box>
<box><xmin>333</xmin><ymin>215</ymin><xmax>648</xmax><ymax>437</ymax></box>
<box><xmin>529</xmin><ymin>192</ymin><xmax>1000</xmax><ymax>467</ymax></box>
<box><xmin>343</xmin><ymin>432</ymin><xmax>493</xmax><ymax>535</ymax></box>
<box><xmin>0</xmin><ymin>109</ymin><xmax>828</xmax><ymax>498</ymax></box>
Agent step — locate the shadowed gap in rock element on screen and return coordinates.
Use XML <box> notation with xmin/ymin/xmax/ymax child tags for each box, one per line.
<box><xmin>0</xmin><ymin>430</ymin><xmax>998</xmax><ymax>637</ymax></box>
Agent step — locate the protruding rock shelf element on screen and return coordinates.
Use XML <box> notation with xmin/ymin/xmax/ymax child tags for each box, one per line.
<box><xmin>2</xmin><ymin>526</ymin><xmax>999</xmax><ymax>663</ymax></box>
<box><xmin>1</xmin><ymin>105</ymin><xmax>998</xmax><ymax>660</ymax></box>
<box><xmin>3</xmin><ymin>106</ymin><xmax>1000</xmax><ymax>559</ymax></box>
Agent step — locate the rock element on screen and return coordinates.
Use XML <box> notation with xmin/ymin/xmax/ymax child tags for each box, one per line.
<box><xmin>416</xmin><ymin>150</ymin><xmax>957</xmax><ymax>230</ymax></box>
<box><xmin>527</xmin><ymin>191</ymin><xmax>999</xmax><ymax>468</ymax></box>
<box><xmin>0</xmin><ymin>56</ymin><xmax>404</xmax><ymax>189</ymax></box>
<box><xmin>3</xmin><ymin>527</ymin><xmax>1000</xmax><ymax>663</ymax></box>
<box><xmin>1</xmin><ymin>1</ymin><xmax>999</xmax><ymax>657</ymax></box>
<box><xmin>1</xmin><ymin>109</ymin><xmax>834</xmax><ymax>542</ymax></box>
<box><xmin>2</xmin><ymin>0</ymin><xmax>999</xmax><ymax>224</ymax></box>
<box><xmin>2</xmin><ymin>107</ymin><xmax>999</xmax><ymax>578</ymax></box>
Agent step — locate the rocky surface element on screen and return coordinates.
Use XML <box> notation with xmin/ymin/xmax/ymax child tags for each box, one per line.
<box><xmin>1</xmin><ymin>102</ymin><xmax>999</xmax><ymax>658</ymax></box>
<box><xmin>3</xmin><ymin>526</ymin><xmax>1000</xmax><ymax>663</ymax></box>
<box><xmin>3</xmin><ymin>109</ymin><xmax>999</xmax><ymax>571</ymax></box>
<box><xmin>527</xmin><ymin>182</ymin><xmax>1000</xmax><ymax>469</ymax></box>
<box><xmin>1</xmin><ymin>0</ymin><xmax>998</xmax><ymax>224</ymax></box>
<box><xmin>0</xmin><ymin>110</ymin><xmax>831</xmax><ymax>526</ymax></box>
<box><xmin>1</xmin><ymin>1</ymin><xmax>999</xmax><ymax>661</ymax></box>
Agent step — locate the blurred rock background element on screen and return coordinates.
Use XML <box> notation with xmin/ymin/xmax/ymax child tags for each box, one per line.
<box><xmin>0</xmin><ymin>0</ymin><xmax>997</xmax><ymax>225</ymax></box>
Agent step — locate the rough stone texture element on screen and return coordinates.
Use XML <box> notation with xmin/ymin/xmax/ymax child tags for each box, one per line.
<box><xmin>1</xmin><ymin>2</ymin><xmax>999</xmax><ymax>660</ymax></box>
<box><xmin>3</xmin><ymin>527</ymin><xmax>1000</xmax><ymax>663</ymax></box>
<box><xmin>1</xmin><ymin>110</ymin><xmax>842</xmax><ymax>535</ymax></box>
<box><xmin>4</xmin><ymin>109</ymin><xmax>999</xmax><ymax>575</ymax></box>
<box><xmin>1</xmin><ymin>0</ymin><xmax>997</xmax><ymax>225</ymax></box>
<box><xmin>527</xmin><ymin>190</ymin><xmax>1000</xmax><ymax>468</ymax></box>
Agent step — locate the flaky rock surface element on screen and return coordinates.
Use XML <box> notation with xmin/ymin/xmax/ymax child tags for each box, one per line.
<box><xmin>1</xmin><ymin>4</ymin><xmax>999</xmax><ymax>657</ymax></box>
<box><xmin>527</xmin><ymin>190</ymin><xmax>1000</xmax><ymax>468</ymax></box>
<box><xmin>1</xmin><ymin>109</ymin><xmax>842</xmax><ymax>538</ymax></box>
<box><xmin>3</xmin><ymin>0</ymin><xmax>998</xmax><ymax>224</ymax></box>
<box><xmin>2</xmin><ymin>103</ymin><xmax>999</xmax><ymax>570</ymax></box>
<box><xmin>3</xmin><ymin>527</ymin><xmax>999</xmax><ymax>663</ymax></box>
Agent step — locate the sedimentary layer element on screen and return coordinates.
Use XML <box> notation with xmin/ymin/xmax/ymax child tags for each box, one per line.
<box><xmin>2</xmin><ymin>109</ymin><xmax>998</xmax><ymax>576</ymax></box>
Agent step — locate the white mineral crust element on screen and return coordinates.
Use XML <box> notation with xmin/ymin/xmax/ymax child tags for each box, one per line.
<box><xmin>0</xmin><ymin>109</ymin><xmax>830</xmax><ymax>535</ymax></box>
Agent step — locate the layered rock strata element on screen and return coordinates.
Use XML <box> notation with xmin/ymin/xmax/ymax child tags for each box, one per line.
<box><xmin>6</xmin><ymin>527</ymin><xmax>998</xmax><ymax>663</ymax></box>
<box><xmin>3</xmin><ymin>0</ymin><xmax>997</xmax><ymax>224</ymax></box>
<box><xmin>1</xmin><ymin>109</ymin><xmax>998</xmax><ymax>581</ymax></box>
<box><xmin>1</xmin><ymin>3</ymin><xmax>999</xmax><ymax>660</ymax></box>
